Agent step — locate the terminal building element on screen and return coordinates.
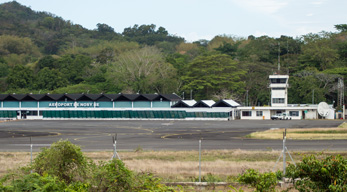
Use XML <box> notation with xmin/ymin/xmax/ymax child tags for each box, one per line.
<box><xmin>0</xmin><ymin>93</ymin><xmax>239</xmax><ymax>120</ymax></box>
<box><xmin>0</xmin><ymin>75</ymin><xmax>337</xmax><ymax>121</ymax></box>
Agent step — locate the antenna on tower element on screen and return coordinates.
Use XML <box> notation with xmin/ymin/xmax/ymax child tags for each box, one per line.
<box><xmin>278</xmin><ymin>42</ymin><xmax>281</xmax><ymax>74</ymax></box>
<box><xmin>286</xmin><ymin>40</ymin><xmax>289</xmax><ymax>75</ymax></box>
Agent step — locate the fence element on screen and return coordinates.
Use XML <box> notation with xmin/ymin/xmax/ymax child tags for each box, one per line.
<box><xmin>41</xmin><ymin>110</ymin><xmax>229</xmax><ymax>119</ymax></box>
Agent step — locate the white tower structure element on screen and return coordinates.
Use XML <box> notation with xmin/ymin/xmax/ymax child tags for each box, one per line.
<box><xmin>269</xmin><ymin>75</ymin><xmax>289</xmax><ymax>107</ymax></box>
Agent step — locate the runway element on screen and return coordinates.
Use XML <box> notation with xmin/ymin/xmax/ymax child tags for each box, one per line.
<box><xmin>0</xmin><ymin>119</ymin><xmax>345</xmax><ymax>151</ymax></box>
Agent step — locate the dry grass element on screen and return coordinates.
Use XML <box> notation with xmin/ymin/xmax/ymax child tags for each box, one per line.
<box><xmin>0</xmin><ymin>152</ymin><xmax>32</xmax><ymax>176</ymax></box>
<box><xmin>339</xmin><ymin>122</ymin><xmax>347</xmax><ymax>128</ymax></box>
<box><xmin>248</xmin><ymin>121</ymin><xmax>347</xmax><ymax>140</ymax></box>
<box><xmin>1</xmin><ymin>149</ymin><xmax>345</xmax><ymax>182</ymax></box>
<box><xmin>2</xmin><ymin>150</ymin><xmax>344</xmax><ymax>191</ymax></box>
<box><xmin>0</xmin><ymin>150</ymin><xmax>278</xmax><ymax>179</ymax></box>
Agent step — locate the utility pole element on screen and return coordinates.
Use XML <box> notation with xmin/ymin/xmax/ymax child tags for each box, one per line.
<box><xmin>112</xmin><ymin>133</ymin><xmax>121</xmax><ymax>160</ymax></box>
<box><xmin>312</xmin><ymin>89</ymin><xmax>314</xmax><ymax>104</ymax></box>
<box><xmin>278</xmin><ymin>42</ymin><xmax>281</xmax><ymax>73</ymax></box>
<box><xmin>283</xmin><ymin>129</ymin><xmax>286</xmax><ymax>176</ymax></box>
<box><xmin>246</xmin><ymin>90</ymin><xmax>249</xmax><ymax>106</ymax></box>
<box><xmin>198</xmin><ymin>139</ymin><xmax>201</xmax><ymax>183</ymax></box>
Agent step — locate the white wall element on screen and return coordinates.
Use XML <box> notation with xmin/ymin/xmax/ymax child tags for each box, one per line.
<box><xmin>241</xmin><ymin>110</ymin><xmax>271</xmax><ymax>120</ymax></box>
<box><xmin>305</xmin><ymin>110</ymin><xmax>317</xmax><ymax>119</ymax></box>
<box><xmin>271</xmin><ymin>89</ymin><xmax>288</xmax><ymax>107</ymax></box>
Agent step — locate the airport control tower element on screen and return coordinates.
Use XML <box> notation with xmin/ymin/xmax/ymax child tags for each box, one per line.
<box><xmin>269</xmin><ymin>74</ymin><xmax>289</xmax><ymax>107</ymax></box>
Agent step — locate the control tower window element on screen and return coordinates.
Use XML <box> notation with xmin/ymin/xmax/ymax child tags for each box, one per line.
<box><xmin>273</xmin><ymin>98</ymin><xmax>285</xmax><ymax>103</ymax></box>
<box><xmin>270</xmin><ymin>78</ymin><xmax>287</xmax><ymax>84</ymax></box>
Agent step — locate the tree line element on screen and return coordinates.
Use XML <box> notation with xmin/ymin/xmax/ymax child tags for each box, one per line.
<box><xmin>0</xmin><ymin>1</ymin><xmax>346</xmax><ymax>108</ymax></box>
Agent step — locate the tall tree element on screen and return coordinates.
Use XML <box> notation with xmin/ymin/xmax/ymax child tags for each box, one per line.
<box><xmin>299</xmin><ymin>33</ymin><xmax>339</xmax><ymax>71</ymax></box>
<box><xmin>6</xmin><ymin>65</ymin><xmax>34</xmax><ymax>90</ymax></box>
<box><xmin>107</xmin><ymin>46</ymin><xmax>178</xmax><ymax>93</ymax></box>
<box><xmin>35</xmin><ymin>67</ymin><xmax>67</xmax><ymax>90</ymax></box>
<box><xmin>122</xmin><ymin>24</ymin><xmax>183</xmax><ymax>45</ymax></box>
<box><xmin>335</xmin><ymin>24</ymin><xmax>347</xmax><ymax>32</ymax></box>
<box><xmin>182</xmin><ymin>54</ymin><xmax>246</xmax><ymax>100</ymax></box>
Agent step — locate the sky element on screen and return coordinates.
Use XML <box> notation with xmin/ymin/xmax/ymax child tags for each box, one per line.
<box><xmin>1</xmin><ymin>0</ymin><xmax>346</xmax><ymax>42</ymax></box>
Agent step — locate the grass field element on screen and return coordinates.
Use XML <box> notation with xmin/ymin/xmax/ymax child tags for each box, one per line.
<box><xmin>2</xmin><ymin>149</ymin><xmax>347</xmax><ymax>183</ymax></box>
<box><xmin>247</xmin><ymin>122</ymin><xmax>347</xmax><ymax>140</ymax></box>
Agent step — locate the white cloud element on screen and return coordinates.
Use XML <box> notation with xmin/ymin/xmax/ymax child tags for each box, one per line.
<box><xmin>231</xmin><ymin>0</ymin><xmax>288</xmax><ymax>14</ymax></box>
<box><xmin>295</xmin><ymin>26</ymin><xmax>316</xmax><ymax>35</ymax></box>
<box><xmin>306</xmin><ymin>13</ymin><xmax>314</xmax><ymax>17</ymax></box>
<box><xmin>181</xmin><ymin>32</ymin><xmax>215</xmax><ymax>42</ymax></box>
<box><xmin>311</xmin><ymin>0</ymin><xmax>324</xmax><ymax>5</ymax></box>
<box><xmin>254</xmin><ymin>31</ymin><xmax>269</xmax><ymax>37</ymax></box>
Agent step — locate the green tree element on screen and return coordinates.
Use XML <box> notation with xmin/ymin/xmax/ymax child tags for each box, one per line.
<box><xmin>335</xmin><ymin>24</ymin><xmax>347</xmax><ymax>32</ymax></box>
<box><xmin>238</xmin><ymin>36</ymin><xmax>278</xmax><ymax>63</ymax></box>
<box><xmin>182</xmin><ymin>54</ymin><xmax>246</xmax><ymax>100</ymax></box>
<box><xmin>52</xmin><ymin>83</ymin><xmax>103</xmax><ymax>94</ymax></box>
<box><xmin>33</xmin><ymin>140</ymin><xmax>92</xmax><ymax>184</ymax></box>
<box><xmin>122</xmin><ymin>24</ymin><xmax>183</xmax><ymax>45</ymax></box>
<box><xmin>286</xmin><ymin>154</ymin><xmax>347</xmax><ymax>191</ymax></box>
<box><xmin>35</xmin><ymin>67</ymin><xmax>68</xmax><ymax>90</ymax></box>
<box><xmin>36</xmin><ymin>55</ymin><xmax>58</xmax><ymax>70</ymax></box>
<box><xmin>299</xmin><ymin>32</ymin><xmax>339</xmax><ymax>70</ymax></box>
<box><xmin>96</xmin><ymin>47</ymin><xmax>115</xmax><ymax>64</ymax></box>
<box><xmin>0</xmin><ymin>35</ymin><xmax>41</xmax><ymax>57</ymax></box>
<box><xmin>108</xmin><ymin>46</ymin><xmax>178</xmax><ymax>93</ymax></box>
<box><xmin>238</xmin><ymin>169</ymin><xmax>278</xmax><ymax>192</ymax></box>
<box><xmin>95</xmin><ymin>23</ymin><xmax>120</xmax><ymax>40</ymax></box>
<box><xmin>6</xmin><ymin>65</ymin><xmax>34</xmax><ymax>90</ymax></box>
<box><xmin>97</xmin><ymin>23</ymin><xmax>115</xmax><ymax>34</ymax></box>
<box><xmin>243</xmin><ymin>61</ymin><xmax>274</xmax><ymax>106</ymax></box>
<box><xmin>288</xmin><ymin>70</ymin><xmax>338</xmax><ymax>104</ymax></box>
<box><xmin>0</xmin><ymin>57</ymin><xmax>9</xmax><ymax>78</ymax></box>
<box><xmin>57</xmin><ymin>54</ymin><xmax>92</xmax><ymax>84</ymax></box>
<box><xmin>166</xmin><ymin>53</ymin><xmax>190</xmax><ymax>77</ymax></box>
<box><xmin>214</xmin><ymin>41</ymin><xmax>239</xmax><ymax>57</ymax></box>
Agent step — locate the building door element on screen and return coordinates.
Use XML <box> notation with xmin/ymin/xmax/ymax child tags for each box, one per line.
<box><xmin>21</xmin><ymin>111</ymin><xmax>27</xmax><ymax>119</ymax></box>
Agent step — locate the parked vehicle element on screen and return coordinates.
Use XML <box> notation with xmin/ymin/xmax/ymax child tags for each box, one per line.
<box><xmin>271</xmin><ymin>113</ymin><xmax>292</xmax><ymax>120</ymax></box>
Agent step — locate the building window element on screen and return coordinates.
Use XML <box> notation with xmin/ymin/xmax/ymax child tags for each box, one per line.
<box><xmin>270</xmin><ymin>78</ymin><xmax>287</xmax><ymax>84</ymax></box>
<box><xmin>242</xmin><ymin>111</ymin><xmax>252</xmax><ymax>116</ymax></box>
<box><xmin>289</xmin><ymin>111</ymin><xmax>299</xmax><ymax>116</ymax></box>
<box><xmin>273</xmin><ymin>98</ymin><xmax>285</xmax><ymax>103</ymax></box>
<box><xmin>272</xmin><ymin>88</ymin><xmax>285</xmax><ymax>90</ymax></box>
<box><xmin>256</xmin><ymin>111</ymin><xmax>263</xmax><ymax>116</ymax></box>
<box><xmin>24</xmin><ymin>111</ymin><xmax>38</xmax><ymax>116</ymax></box>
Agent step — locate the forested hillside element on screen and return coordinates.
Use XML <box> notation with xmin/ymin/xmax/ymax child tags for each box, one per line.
<box><xmin>0</xmin><ymin>1</ymin><xmax>346</xmax><ymax>108</ymax></box>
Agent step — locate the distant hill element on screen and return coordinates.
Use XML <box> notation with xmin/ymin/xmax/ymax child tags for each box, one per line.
<box><xmin>0</xmin><ymin>1</ymin><xmax>183</xmax><ymax>54</ymax></box>
<box><xmin>0</xmin><ymin>1</ymin><xmax>116</xmax><ymax>54</ymax></box>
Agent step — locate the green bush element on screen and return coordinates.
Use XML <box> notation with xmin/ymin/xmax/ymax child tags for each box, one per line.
<box><xmin>286</xmin><ymin>154</ymin><xmax>347</xmax><ymax>191</ymax></box>
<box><xmin>33</xmin><ymin>139</ymin><xmax>92</xmax><ymax>184</ymax></box>
<box><xmin>0</xmin><ymin>173</ymin><xmax>89</xmax><ymax>192</ymax></box>
<box><xmin>93</xmin><ymin>159</ymin><xmax>134</xmax><ymax>191</ymax></box>
<box><xmin>0</xmin><ymin>140</ymin><xmax>174</xmax><ymax>192</ymax></box>
<box><xmin>93</xmin><ymin>159</ymin><xmax>174</xmax><ymax>191</ymax></box>
<box><xmin>238</xmin><ymin>169</ymin><xmax>278</xmax><ymax>192</ymax></box>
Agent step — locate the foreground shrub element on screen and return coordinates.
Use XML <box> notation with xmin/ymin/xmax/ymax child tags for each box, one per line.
<box><xmin>0</xmin><ymin>173</ymin><xmax>89</xmax><ymax>191</ymax></box>
<box><xmin>238</xmin><ymin>169</ymin><xmax>278</xmax><ymax>192</ymax></box>
<box><xmin>1</xmin><ymin>140</ymin><xmax>174</xmax><ymax>191</ymax></box>
<box><xmin>93</xmin><ymin>159</ymin><xmax>174</xmax><ymax>191</ymax></box>
<box><xmin>33</xmin><ymin>139</ymin><xmax>92</xmax><ymax>184</ymax></box>
<box><xmin>93</xmin><ymin>159</ymin><xmax>133</xmax><ymax>191</ymax></box>
<box><xmin>286</xmin><ymin>154</ymin><xmax>347</xmax><ymax>191</ymax></box>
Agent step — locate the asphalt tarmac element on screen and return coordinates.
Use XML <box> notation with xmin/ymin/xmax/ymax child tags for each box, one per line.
<box><xmin>0</xmin><ymin>119</ymin><xmax>345</xmax><ymax>152</ymax></box>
